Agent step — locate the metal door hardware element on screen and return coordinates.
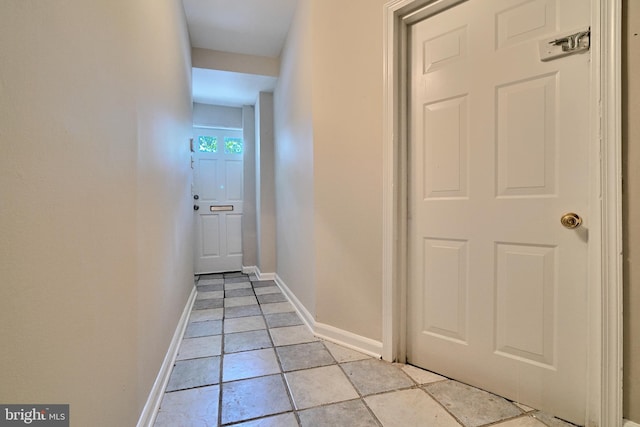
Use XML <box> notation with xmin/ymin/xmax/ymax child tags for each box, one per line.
<box><xmin>194</xmin><ymin>205</ymin><xmax>200</xmax><ymax>211</ymax></box>
<box><xmin>560</xmin><ymin>212</ymin><xmax>582</xmax><ymax>229</ymax></box>
<box><xmin>539</xmin><ymin>28</ymin><xmax>590</xmax><ymax>61</ymax></box>
<box><xmin>550</xmin><ymin>29</ymin><xmax>590</xmax><ymax>51</ymax></box>
<box><xmin>210</xmin><ymin>205</ymin><xmax>234</xmax><ymax>212</ymax></box>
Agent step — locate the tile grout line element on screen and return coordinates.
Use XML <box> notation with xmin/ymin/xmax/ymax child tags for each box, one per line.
<box><xmin>337</xmin><ymin>362</ymin><xmax>385</xmax><ymax>427</ymax></box>
<box><xmin>219</xmin><ymin>273</ymin><xmax>253</xmax><ymax>427</ymax></box>
<box><xmin>216</xmin><ymin>274</ymin><xmax>301</xmax><ymax>426</ymax></box>
<box><xmin>422</xmin><ymin>384</ymin><xmax>470</xmax><ymax>427</ymax></box>
<box><xmin>161</xmin><ymin>274</ymin><xmax>580</xmax><ymax>427</ymax></box>
<box><xmin>217</xmin><ymin>277</ymin><xmax>223</xmax><ymax>427</ymax></box>
<box><xmin>185</xmin><ymin>276</ymin><xmax>471</xmax><ymax>426</ymax></box>
<box><xmin>233</xmin><ymin>275</ymin><xmax>436</xmax><ymax>425</ymax></box>
<box><xmin>191</xmin><ymin>274</ymin><xmax>224</xmax><ymax>427</ymax></box>
<box><xmin>252</xmin><ymin>276</ymin><xmax>301</xmax><ymax>426</ymax></box>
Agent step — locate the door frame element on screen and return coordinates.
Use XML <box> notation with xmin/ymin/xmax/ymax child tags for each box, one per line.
<box><xmin>381</xmin><ymin>0</ymin><xmax>623</xmax><ymax>425</ymax></box>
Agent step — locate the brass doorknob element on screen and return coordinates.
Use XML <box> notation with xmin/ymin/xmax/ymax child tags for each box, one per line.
<box><xmin>560</xmin><ymin>212</ymin><xmax>582</xmax><ymax>229</ymax></box>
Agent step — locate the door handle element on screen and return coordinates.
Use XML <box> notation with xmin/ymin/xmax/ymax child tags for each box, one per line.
<box><xmin>560</xmin><ymin>212</ymin><xmax>582</xmax><ymax>229</ymax></box>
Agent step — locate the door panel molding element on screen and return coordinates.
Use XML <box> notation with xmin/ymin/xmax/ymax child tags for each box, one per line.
<box><xmin>381</xmin><ymin>0</ymin><xmax>622</xmax><ymax>425</ymax></box>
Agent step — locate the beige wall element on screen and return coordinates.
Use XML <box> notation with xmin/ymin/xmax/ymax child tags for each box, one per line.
<box><xmin>310</xmin><ymin>0</ymin><xmax>386</xmax><ymax>338</ymax></box>
<box><xmin>274</xmin><ymin>0</ymin><xmax>317</xmax><ymax>313</ymax></box>
<box><xmin>0</xmin><ymin>0</ymin><xmax>193</xmax><ymax>425</ymax></box>
<box><xmin>243</xmin><ymin>105</ymin><xmax>258</xmax><ymax>268</ymax></box>
<box><xmin>274</xmin><ymin>0</ymin><xmax>386</xmax><ymax>338</ymax></box>
<box><xmin>193</xmin><ymin>103</ymin><xmax>243</xmax><ymax>128</ymax></box>
<box><xmin>192</xmin><ymin>47</ymin><xmax>279</xmax><ymax>77</ymax></box>
<box><xmin>623</xmin><ymin>0</ymin><xmax>640</xmax><ymax>422</ymax></box>
<box><xmin>255</xmin><ymin>93</ymin><xmax>277</xmax><ymax>273</ymax></box>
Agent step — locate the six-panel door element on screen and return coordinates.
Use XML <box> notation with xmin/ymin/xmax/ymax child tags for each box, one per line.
<box><xmin>408</xmin><ymin>0</ymin><xmax>591</xmax><ymax>424</ymax></box>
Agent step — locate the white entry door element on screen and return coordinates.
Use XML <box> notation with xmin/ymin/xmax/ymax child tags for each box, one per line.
<box><xmin>408</xmin><ymin>0</ymin><xmax>591</xmax><ymax>424</ymax></box>
<box><xmin>193</xmin><ymin>127</ymin><xmax>244</xmax><ymax>274</ymax></box>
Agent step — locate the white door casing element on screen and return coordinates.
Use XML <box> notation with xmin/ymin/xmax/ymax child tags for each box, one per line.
<box><xmin>381</xmin><ymin>0</ymin><xmax>623</xmax><ymax>426</ymax></box>
<box><xmin>193</xmin><ymin>127</ymin><xmax>244</xmax><ymax>274</ymax></box>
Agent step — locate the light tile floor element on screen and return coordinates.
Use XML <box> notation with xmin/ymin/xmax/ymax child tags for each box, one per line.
<box><xmin>154</xmin><ymin>272</ymin><xmax>578</xmax><ymax>427</ymax></box>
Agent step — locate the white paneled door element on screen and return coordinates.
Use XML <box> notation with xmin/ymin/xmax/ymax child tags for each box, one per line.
<box><xmin>193</xmin><ymin>127</ymin><xmax>244</xmax><ymax>274</ymax></box>
<box><xmin>408</xmin><ymin>0</ymin><xmax>591</xmax><ymax>424</ymax></box>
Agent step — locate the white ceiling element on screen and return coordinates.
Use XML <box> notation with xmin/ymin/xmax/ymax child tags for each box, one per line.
<box><xmin>183</xmin><ymin>0</ymin><xmax>298</xmax><ymax>107</ymax></box>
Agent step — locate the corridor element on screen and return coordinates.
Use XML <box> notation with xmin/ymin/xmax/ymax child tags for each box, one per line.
<box><xmin>153</xmin><ymin>272</ymin><xmax>576</xmax><ymax>427</ymax></box>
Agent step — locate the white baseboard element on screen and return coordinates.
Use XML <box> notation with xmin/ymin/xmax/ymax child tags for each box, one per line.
<box><xmin>314</xmin><ymin>321</ymin><xmax>383</xmax><ymax>359</ymax></box>
<box><xmin>137</xmin><ymin>286</ymin><xmax>197</xmax><ymax>427</ymax></box>
<box><xmin>258</xmin><ymin>272</ymin><xmax>276</xmax><ymax>280</ymax></box>
<box><xmin>274</xmin><ymin>274</ymin><xmax>383</xmax><ymax>360</ymax></box>
<box><xmin>242</xmin><ymin>265</ymin><xmax>258</xmax><ymax>276</ymax></box>
<box><xmin>624</xmin><ymin>420</ymin><xmax>640</xmax><ymax>427</ymax></box>
<box><xmin>274</xmin><ymin>274</ymin><xmax>315</xmax><ymax>330</ymax></box>
<box><xmin>242</xmin><ymin>265</ymin><xmax>276</xmax><ymax>281</ymax></box>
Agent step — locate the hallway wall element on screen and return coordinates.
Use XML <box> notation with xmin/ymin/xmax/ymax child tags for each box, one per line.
<box><xmin>193</xmin><ymin>103</ymin><xmax>243</xmax><ymax>128</ymax></box>
<box><xmin>243</xmin><ymin>105</ymin><xmax>258</xmax><ymax>268</ymax></box>
<box><xmin>255</xmin><ymin>92</ymin><xmax>277</xmax><ymax>274</ymax></box>
<box><xmin>310</xmin><ymin>0</ymin><xmax>386</xmax><ymax>340</ymax></box>
<box><xmin>274</xmin><ymin>0</ymin><xmax>317</xmax><ymax>315</ymax></box>
<box><xmin>274</xmin><ymin>0</ymin><xmax>386</xmax><ymax>342</ymax></box>
<box><xmin>0</xmin><ymin>1</ymin><xmax>193</xmax><ymax>425</ymax></box>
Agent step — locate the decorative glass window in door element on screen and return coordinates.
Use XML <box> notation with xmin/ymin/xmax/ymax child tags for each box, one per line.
<box><xmin>224</xmin><ymin>137</ymin><xmax>243</xmax><ymax>154</ymax></box>
<box><xmin>198</xmin><ymin>136</ymin><xmax>218</xmax><ymax>153</ymax></box>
